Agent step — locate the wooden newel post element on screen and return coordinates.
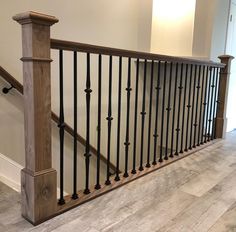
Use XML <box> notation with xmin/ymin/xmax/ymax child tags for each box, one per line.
<box><xmin>215</xmin><ymin>55</ymin><xmax>234</xmax><ymax>139</ymax></box>
<box><xmin>13</xmin><ymin>12</ymin><xmax>58</xmax><ymax>225</ymax></box>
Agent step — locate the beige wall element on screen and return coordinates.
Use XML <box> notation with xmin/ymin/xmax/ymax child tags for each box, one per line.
<box><xmin>0</xmin><ymin>0</ymin><xmax>231</xmax><ymax>193</ymax></box>
<box><xmin>0</xmin><ymin>0</ymin><xmax>140</xmax><ymax>192</ymax></box>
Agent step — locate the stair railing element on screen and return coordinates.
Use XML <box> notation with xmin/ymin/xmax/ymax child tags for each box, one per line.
<box><xmin>12</xmin><ymin>11</ymin><xmax>233</xmax><ymax>225</ymax></box>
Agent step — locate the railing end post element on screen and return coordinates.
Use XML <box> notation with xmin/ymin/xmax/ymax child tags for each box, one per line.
<box><xmin>215</xmin><ymin>54</ymin><xmax>234</xmax><ymax>138</ymax></box>
<box><xmin>13</xmin><ymin>11</ymin><xmax>58</xmax><ymax>224</ymax></box>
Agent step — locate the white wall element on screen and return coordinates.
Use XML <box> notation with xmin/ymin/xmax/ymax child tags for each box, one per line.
<box><xmin>193</xmin><ymin>0</ymin><xmax>230</xmax><ymax>60</ymax></box>
<box><xmin>210</xmin><ymin>0</ymin><xmax>230</xmax><ymax>61</ymax></box>
<box><xmin>151</xmin><ymin>0</ymin><xmax>196</xmax><ymax>56</ymax></box>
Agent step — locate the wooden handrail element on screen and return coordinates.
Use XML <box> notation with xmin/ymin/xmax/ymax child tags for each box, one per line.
<box><xmin>0</xmin><ymin>65</ymin><xmax>116</xmax><ymax>172</ymax></box>
<box><xmin>51</xmin><ymin>39</ymin><xmax>225</xmax><ymax>68</ymax></box>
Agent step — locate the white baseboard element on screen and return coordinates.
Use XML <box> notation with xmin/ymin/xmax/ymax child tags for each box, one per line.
<box><xmin>0</xmin><ymin>153</ymin><xmax>22</xmax><ymax>192</ymax></box>
<box><xmin>0</xmin><ymin>153</ymin><xmax>67</xmax><ymax>196</ymax></box>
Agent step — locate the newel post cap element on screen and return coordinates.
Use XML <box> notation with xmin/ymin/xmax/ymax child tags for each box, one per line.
<box><xmin>218</xmin><ymin>54</ymin><xmax>234</xmax><ymax>61</ymax></box>
<box><xmin>13</xmin><ymin>11</ymin><xmax>59</xmax><ymax>25</ymax></box>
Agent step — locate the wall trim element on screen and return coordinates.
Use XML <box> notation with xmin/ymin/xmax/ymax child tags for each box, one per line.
<box><xmin>0</xmin><ymin>153</ymin><xmax>22</xmax><ymax>192</ymax></box>
<box><xmin>0</xmin><ymin>153</ymin><xmax>67</xmax><ymax>196</ymax></box>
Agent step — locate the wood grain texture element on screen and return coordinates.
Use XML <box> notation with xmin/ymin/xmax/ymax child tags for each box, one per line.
<box><xmin>215</xmin><ymin>55</ymin><xmax>234</xmax><ymax>138</ymax></box>
<box><xmin>13</xmin><ymin>11</ymin><xmax>58</xmax><ymax>224</ymax></box>
<box><xmin>51</xmin><ymin>39</ymin><xmax>225</xmax><ymax>68</ymax></box>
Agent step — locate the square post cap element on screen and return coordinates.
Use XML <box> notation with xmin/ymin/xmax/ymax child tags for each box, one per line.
<box><xmin>13</xmin><ymin>11</ymin><xmax>58</xmax><ymax>26</ymax></box>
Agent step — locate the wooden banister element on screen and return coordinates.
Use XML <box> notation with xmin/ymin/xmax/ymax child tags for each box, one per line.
<box><xmin>215</xmin><ymin>55</ymin><xmax>234</xmax><ymax>138</ymax></box>
<box><xmin>13</xmin><ymin>11</ymin><xmax>58</xmax><ymax>224</ymax></box>
<box><xmin>0</xmin><ymin>66</ymin><xmax>23</xmax><ymax>94</ymax></box>
<box><xmin>51</xmin><ymin>39</ymin><xmax>225</xmax><ymax>68</ymax></box>
<box><xmin>12</xmin><ymin>10</ymin><xmax>227</xmax><ymax>226</ymax></box>
<box><xmin>0</xmin><ymin>65</ymin><xmax>116</xmax><ymax>172</ymax></box>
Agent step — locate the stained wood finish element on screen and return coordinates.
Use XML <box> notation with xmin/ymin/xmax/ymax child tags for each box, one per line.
<box><xmin>215</xmin><ymin>55</ymin><xmax>234</xmax><ymax>138</ymax></box>
<box><xmin>0</xmin><ymin>66</ymin><xmax>23</xmax><ymax>94</ymax></box>
<box><xmin>51</xmin><ymin>39</ymin><xmax>225</xmax><ymax>68</ymax></box>
<box><xmin>0</xmin><ymin>66</ymin><xmax>116</xmax><ymax>172</ymax></box>
<box><xmin>13</xmin><ymin>11</ymin><xmax>58</xmax><ymax>225</ymax></box>
<box><xmin>12</xmin><ymin>10</ymin><xmax>228</xmax><ymax>226</ymax></box>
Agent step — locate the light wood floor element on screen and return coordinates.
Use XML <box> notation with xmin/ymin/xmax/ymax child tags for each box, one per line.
<box><xmin>1</xmin><ymin>131</ymin><xmax>236</xmax><ymax>232</ymax></box>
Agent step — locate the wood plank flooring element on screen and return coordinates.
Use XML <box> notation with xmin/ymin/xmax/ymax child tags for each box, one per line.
<box><xmin>1</xmin><ymin>131</ymin><xmax>236</xmax><ymax>232</ymax></box>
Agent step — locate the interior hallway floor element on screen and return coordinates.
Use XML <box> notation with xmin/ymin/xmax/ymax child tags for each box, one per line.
<box><xmin>1</xmin><ymin>130</ymin><xmax>236</xmax><ymax>232</ymax></box>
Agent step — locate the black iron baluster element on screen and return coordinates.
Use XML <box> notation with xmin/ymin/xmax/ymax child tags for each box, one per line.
<box><xmin>175</xmin><ymin>63</ymin><xmax>184</xmax><ymax>156</ymax></box>
<box><xmin>189</xmin><ymin>65</ymin><xmax>197</xmax><ymax>150</ymax></box>
<box><xmin>132</xmin><ymin>59</ymin><xmax>139</xmax><ymax>174</ymax></box>
<box><xmin>115</xmin><ymin>56</ymin><xmax>122</xmax><ymax>181</ymax></box>
<box><xmin>205</xmin><ymin>67</ymin><xmax>213</xmax><ymax>142</ymax></box>
<box><xmin>202</xmin><ymin>67</ymin><xmax>210</xmax><ymax>144</ymax></box>
<box><xmin>208</xmin><ymin>67</ymin><xmax>216</xmax><ymax>141</ymax></box>
<box><xmin>139</xmin><ymin>59</ymin><xmax>147</xmax><ymax>171</ymax></box>
<box><xmin>170</xmin><ymin>63</ymin><xmax>179</xmax><ymax>157</ymax></box>
<box><xmin>180</xmin><ymin>64</ymin><xmax>188</xmax><ymax>153</ymax></box>
<box><xmin>146</xmin><ymin>60</ymin><xmax>154</xmax><ymax>167</ymax></box>
<box><xmin>193</xmin><ymin>66</ymin><xmax>202</xmax><ymax>148</ymax></box>
<box><xmin>84</xmin><ymin>53</ymin><xmax>92</xmax><ymax>194</ymax></box>
<box><xmin>106</xmin><ymin>55</ymin><xmax>113</xmax><ymax>185</ymax></box>
<box><xmin>160</xmin><ymin>61</ymin><xmax>167</xmax><ymax>162</ymax></box>
<box><xmin>197</xmin><ymin>66</ymin><xmax>206</xmax><ymax>146</ymax></box>
<box><xmin>72</xmin><ymin>51</ymin><xmax>78</xmax><ymax>199</ymax></box>
<box><xmin>153</xmin><ymin>61</ymin><xmax>161</xmax><ymax>164</ymax></box>
<box><xmin>165</xmin><ymin>62</ymin><xmax>173</xmax><ymax>159</ymax></box>
<box><xmin>124</xmin><ymin>57</ymin><xmax>132</xmax><ymax>177</ymax></box>
<box><xmin>185</xmin><ymin>64</ymin><xmax>193</xmax><ymax>151</ymax></box>
<box><xmin>212</xmin><ymin>67</ymin><xmax>220</xmax><ymax>140</ymax></box>
<box><xmin>58</xmin><ymin>50</ymin><xmax>65</xmax><ymax>205</ymax></box>
<box><xmin>95</xmin><ymin>54</ymin><xmax>102</xmax><ymax>189</ymax></box>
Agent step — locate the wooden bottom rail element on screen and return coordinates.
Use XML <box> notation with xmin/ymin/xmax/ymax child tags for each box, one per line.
<box><xmin>56</xmin><ymin>139</ymin><xmax>221</xmax><ymax>217</ymax></box>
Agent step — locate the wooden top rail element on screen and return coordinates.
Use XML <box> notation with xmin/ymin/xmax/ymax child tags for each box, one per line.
<box><xmin>51</xmin><ymin>39</ymin><xmax>225</xmax><ymax>68</ymax></box>
<box><xmin>0</xmin><ymin>66</ymin><xmax>23</xmax><ymax>94</ymax></box>
<box><xmin>0</xmin><ymin>65</ymin><xmax>116</xmax><ymax>172</ymax></box>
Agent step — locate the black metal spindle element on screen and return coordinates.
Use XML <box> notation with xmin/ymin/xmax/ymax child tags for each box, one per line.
<box><xmin>58</xmin><ymin>50</ymin><xmax>65</xmax><ymax>205</ymax></box>
<box><xmin>95</xmin><ymin>54</ymin><xmax>102</xmax><ymax>189</ymax></box>
<box><xmin>180</xmin><ymin>64</ymin><xmax>188</xmax><ymax>153</ymax></box>
<box><xmin>193</xmin><ymin>66</ymin><xmax>202</xmax><ymax>148</ymax></box>
<box><xmin>153</xmin><ymin>61</ymin><xmax>161</xmax><ymax>164</ymax></box>
<box><xmin>72</xmin><ymin>51</ymin><xmax>78</xmax><ymax>199</ymax></box>
<box><xmin>105</xmin><ymin>55</ymin><xmax>113</xmax><ymax>185</ymax></box>
<box><xmin>208</xmin><ymin>67</ymin><xmax>216</xmax><ymax>141</ymax></box>
<box><xmin>175</xmin><ymin>63</ymin><xmax>184</xmax><ymax>156</ymax></box>
<box><xmin>115</xmin><ymin>56</ymin><xmax>122</xmax><ymax>181</ymax></box>
<box><xmin>205</xmin><ymin>67</ymin><xmax>213</xmax><ymax>142</ymax></box>
<box><xmin>189</xmin><ymin>65</ymin><xmax>198</xmax><ymax>150</ymax></box>
<box><xmin>185</xmin><ymin>64</ymin><xmax>193</xmax><ymax>151</ymax></box>
<box><xmin>165</xmin><ymin>62</ymin><xmax>173</xmax><ymax>159</ymax></box>
<box><xmin>84</xmin><ymin>53</ymin><xmax>92</xmax><ymax>194</ymax></box>
<box><xmin>146</xmin><ymin>60</ymin><xmax>154</xmax><ymax>167</ymax></box>
<box><xmin>124</xmin><ymin>57</ymin><xmax>132</xmax><ymax>177</ymax></box>
<box><xmin>139</xmin><ymin>59</ymin><xmax>147</xmax><ymax>171</ymax></box>
<box><xmin>170</xmin><ymin>63</ymin><xmax>179</xmax><ymax>157</ymax></box>
<box><xmin>212</xmin><ymin>67</ymin><xmax>220</xmax><ymax>140</ymax></box>
<box><xmin>132</xmin><ymin>58</ymin><xmax>139</xmax><ymax>174</ymax></box>
<box><xmin>197</xmin><ymin>66</ymin><xmax>206</xmax><ymax>146</ymax></box>
<box><xmin>202</xmin><ymin>67</ymin><xmax>210</xmax><ymax>144</ymax></box>
<box><xmin>160</xmin><ymin>62</ymin><xmax>167</xmax><ymax>162</ymax></box>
